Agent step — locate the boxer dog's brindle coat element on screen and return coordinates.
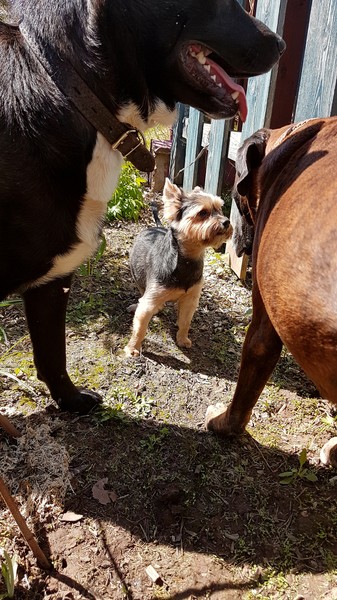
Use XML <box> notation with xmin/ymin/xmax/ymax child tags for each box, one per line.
<box><xmin>0</xmin><ymin>0</ymin><xmax>284</xmax><ymax>412</ymax></box>
<box><xmin>206</xmin><ymin>116</ymin><xmax>337</xmax><ymax>466</ymax></box>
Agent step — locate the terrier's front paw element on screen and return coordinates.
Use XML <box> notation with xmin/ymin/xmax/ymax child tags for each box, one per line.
<box><xmin>176</xmin><ymin>334</ymin><xmax>192</xmax><ymax>348</ymax></box>
<box><xmin>124</xmin><ymin>344</ymin><xmax>140</xmax><ymax>358</ymax></box>
<box><xmin>205</xmin><ymin>403</ymin><xmax>246</xmax><ymax>436</ymax></box>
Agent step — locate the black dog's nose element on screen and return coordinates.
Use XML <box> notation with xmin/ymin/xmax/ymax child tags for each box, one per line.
<box><xmin>223</xmin><ymin>219</ymin><xmax>231</xmax><ymax>230</ymax></box>
<box><xmin>277</xmin><ymin>36</ymin><xmax>286</xmax><ymax>56</ymax></box>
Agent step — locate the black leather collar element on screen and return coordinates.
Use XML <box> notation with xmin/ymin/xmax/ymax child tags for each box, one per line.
<box><xmin>19</xmin><ymin>24</ymin><xmax>155</xmax><ymax>173</ymax></box>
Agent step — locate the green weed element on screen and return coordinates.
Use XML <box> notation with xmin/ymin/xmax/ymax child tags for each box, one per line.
<box><xmin>279</xmin><ymin>448</ymin><xmax>318</xmax><ymax>484</ymax></box>
<box><xmin>0</xmin><ymin>551</ymin><xmax>17</xmax><ymax>599</ymax></box>
<box><xmin>95</xmin><ymin>396</ymin><xmax>128</xmax><ymax>424</ymax></box>
<box><xmin>132</xmin><ymin>395</ymin><xmax>156</xmax><ymax>418</ymax></box>
<box><xmin>321</xmin><ymin>414</ymin><xmax>337</xmax><ymax>428</ymax></box>
<box><xmin>140</xmin><ymin>427</ymin><xmax>170</xmax><ymax>452</ymax></box>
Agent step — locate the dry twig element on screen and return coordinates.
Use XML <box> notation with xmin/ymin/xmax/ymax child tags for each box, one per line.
<box><xmin>0</xmin><ymin>414</ymin><xmax>51</xmax><ymax>570</ymax></box>
<box><xmin>0</xmin><ymin>413</ymin><xmax>21</xmax><ymax>438</ymax></box>
<box><xmin>0</xmin><ymin>476</ymin><xmax>51</xmax><ymax>570</ymax></box>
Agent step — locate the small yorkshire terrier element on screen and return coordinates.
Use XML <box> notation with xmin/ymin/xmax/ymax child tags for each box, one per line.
<box><xmin>124</xmin><ymin>178</ymin><xmax>233</xmax><ymax>357</ymax></box>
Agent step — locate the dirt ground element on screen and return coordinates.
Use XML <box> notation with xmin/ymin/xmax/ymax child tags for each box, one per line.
<box><xmin>1</xmin><ymin>215</ymin><xmax>337</xmax><ymax>600</ymax></box>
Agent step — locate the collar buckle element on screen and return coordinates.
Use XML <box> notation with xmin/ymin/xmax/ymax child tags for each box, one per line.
<box><xmin>111</xmin><ymin>128</ymin><xmax>147</xmax><ymax>158</ymax></box>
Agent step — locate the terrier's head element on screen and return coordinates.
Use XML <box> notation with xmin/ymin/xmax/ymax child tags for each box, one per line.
<box><xmin>163</xmin><ymin>178</ymin><xmax>233</xmax><ymax>252</ymax></box>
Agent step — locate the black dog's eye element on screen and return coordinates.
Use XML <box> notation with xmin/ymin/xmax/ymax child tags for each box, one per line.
<box><xmin>198</xmin><ymin>209</ymin><xmax>209</xmax><ymax>219</ymax></box>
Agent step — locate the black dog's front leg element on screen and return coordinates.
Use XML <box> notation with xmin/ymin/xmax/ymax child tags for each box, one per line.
<box><xmin>22</xmin><ymin>275</ymin><xmax>101</xmax><ymax>413</ymax></box>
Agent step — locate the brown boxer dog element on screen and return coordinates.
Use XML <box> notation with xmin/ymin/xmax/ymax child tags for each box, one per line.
<box><xmin>206</xmin><ymin>116</ymin><xmax>337</xmax><ymax>467</ymax></box>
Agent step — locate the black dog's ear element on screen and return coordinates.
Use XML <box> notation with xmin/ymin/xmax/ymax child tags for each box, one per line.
<box><xmin>235</xmin><ymin>129</ymin><xmax>269</xmax><ymax>197</ymax></box>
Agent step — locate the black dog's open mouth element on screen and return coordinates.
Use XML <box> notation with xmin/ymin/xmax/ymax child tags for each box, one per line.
<box><xmin>180</xmin><ymin>43</ymin><xmax>248</xmax><ymax>121</ymax></box>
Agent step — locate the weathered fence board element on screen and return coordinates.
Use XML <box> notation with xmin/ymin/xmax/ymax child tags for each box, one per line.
<box><xmin>241</xmin><ymin>0</ymin><xmax>287</xmax><ymax>139</ymax></box>
<box><xmin>204</xmin><ymin>120</ymin><xmax>231</xmax><ymax>196</ymax></box>
<box><xmin>169</xmin><ymin>103</ymin><xmax>187</xmax><ymax>186</ymax></box>
<box><xmin>182</xmin><ymin>108</ymin><xmax>204</xmax><ymax>191</ymax></box>
<box><xmin>294</xmin><ymin>0</ymin><xmax>337</xmax><ymax>120</ymax></box>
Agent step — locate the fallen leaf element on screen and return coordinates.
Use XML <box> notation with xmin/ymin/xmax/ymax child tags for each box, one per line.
<box><xmin>92</xmin><ymin>478</ymin><xmax>118</xmax><ymax>505</ymax></box>
<box><xmin>60</xmin><ymin>511</ymin><xmax>83</xmax><ymax>522</ymax></box>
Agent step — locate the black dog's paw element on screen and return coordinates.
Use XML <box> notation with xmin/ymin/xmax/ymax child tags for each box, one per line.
<box><xmin>57</xmin><ymin>388</ymin><xmax>102</xmax><ymax>414</ymax></box>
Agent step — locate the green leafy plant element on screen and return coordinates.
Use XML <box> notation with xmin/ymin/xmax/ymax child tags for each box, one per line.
<box><xmin>140</xmin><ymin>427</ymin><xmax>170</xmax><ymax>452</ymax></box>
<box><xmin>321</xmin><ymin>414</ymin><xmax>337</xmax><ymax>428</ymax></box>
<box><xmin>279</xmin><ymin>448</ymin><xmax>318</xmax><ymax>485</ymax></box>
<box><xmin>95</xmin><ymin>401</ymin><xmax>127</xmax><ymax>423</ymax></box>
<box><xmin>0</xmin><ymin>551</ymin><xmax>18</xmax><ymax>599</ymax></box>
<box><xmin>106</xmin><ymin>162</ymin><xmax>145</xmax><ymax>222</ymax></box>
<box><xmin>132</xmin><ymin>395</ymin><xmax>155</xmax><ymax>418</ymax></box>
<box><xmin>94</xmin><ymin>388</ymin><xmax>134</xmax><ymax>423</ymax></box>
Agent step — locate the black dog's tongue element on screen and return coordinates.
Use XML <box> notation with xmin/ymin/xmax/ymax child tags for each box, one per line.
<box><xmin>206</xmin><ymin>55</ymin><xmax>248</xmax><ymax>122</ymax></box>
<box><xmin>190</xmin><ymin>45</ymin><xmax>248</xmax><ymax>121</ymax></box>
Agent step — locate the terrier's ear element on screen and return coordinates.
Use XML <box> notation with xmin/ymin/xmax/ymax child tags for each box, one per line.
<box><xmin>163</xmin><ymin>178</ymin><xmax>181</xmax><ymax>201</ymax></box>
<box><xmin>163</xmin><ymin>178</ymin><xmax>183</xmax><ymax>221</ymax></box>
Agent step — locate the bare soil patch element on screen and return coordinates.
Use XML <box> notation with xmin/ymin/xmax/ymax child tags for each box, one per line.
<box><xmin>1</xmin><ymin>217</ymin><xmax>337</xmax><ymax>600</ymax></box>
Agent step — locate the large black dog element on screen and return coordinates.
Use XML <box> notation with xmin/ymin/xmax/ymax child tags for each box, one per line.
<box><xmin>0</xmin><ymin>0</ymin><xmax>285</xmax><ymax>413</ymax></box>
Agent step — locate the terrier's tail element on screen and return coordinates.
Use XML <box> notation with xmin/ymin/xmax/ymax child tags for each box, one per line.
<box><xmin>150</xmin><ymin>200</ymin><xmax>163</xmax><ymax>227</ymax></box>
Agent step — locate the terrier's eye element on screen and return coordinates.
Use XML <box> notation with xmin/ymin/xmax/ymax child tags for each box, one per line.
<box><xmin>198</xmin><ymin>209</ymin><xmax>209</xmax><ymax>219</ymax></box>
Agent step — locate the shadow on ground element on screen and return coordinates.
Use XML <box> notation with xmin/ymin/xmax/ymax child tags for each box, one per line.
<box><xmin>3</xmin><ymin>407</ymin><xmax>337</xmax><ymax>599</ymax></box>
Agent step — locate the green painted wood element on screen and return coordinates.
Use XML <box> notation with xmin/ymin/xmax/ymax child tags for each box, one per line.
<box><xmin>241</xmin><ymin>0</ymin><xmax>286</xmax><ymax>140</ymax></box>
<box><xmin>295</xmin><ymin>0</ymin><xmax>337</xmax><ymax>120</ymax></box>
<box><xmin>204</xmin><ymin>119</ymin><xmax>230</xmax><ymax>196</ymax></box>
<box><xmin>183</xmin><ymin>108</ymin><xmax>204</xmax><ymax>191</ymax></box>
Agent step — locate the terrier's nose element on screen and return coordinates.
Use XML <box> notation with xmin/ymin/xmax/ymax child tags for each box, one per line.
<box><xmin>223</xmin><ymin>219</ymin><xmax>231</xmax><ymax>230</ymax></box>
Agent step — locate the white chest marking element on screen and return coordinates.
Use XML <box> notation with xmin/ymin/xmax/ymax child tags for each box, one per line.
<box><xmin>117</xmin><ymin>100</ymin><xmax>177</xmax><ymax>131</ymax></box>
<box><xmin>30</xmin><ymin>98</ymin><xmax>177</xmax><ymax>289</ymax></box>
<box><xmin>31</xmin><ymin>134</ymin><xmax>123</xmax><ymax>288</ymax></box>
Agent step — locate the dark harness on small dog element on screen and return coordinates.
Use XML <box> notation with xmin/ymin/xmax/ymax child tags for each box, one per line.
<box><xmin>19</xmin><ymin>24</ymin><xmax>155</xmax><ymax>173</ymax></box>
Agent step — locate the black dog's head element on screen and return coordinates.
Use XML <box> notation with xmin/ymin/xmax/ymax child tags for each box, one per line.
<box><xmin>104</xmin><ymin>0</ymin><xmax>286</xmax><ymax>123</ymax></box>
<box><xmin>161</xmin><ymin>0</ymin><xmax>286</xmax><ymax>121</ymax></box>
<box><xmin>11</xmin><ymin>0</ymin><xmax>285</xmax><ymax>127</ymax></box>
